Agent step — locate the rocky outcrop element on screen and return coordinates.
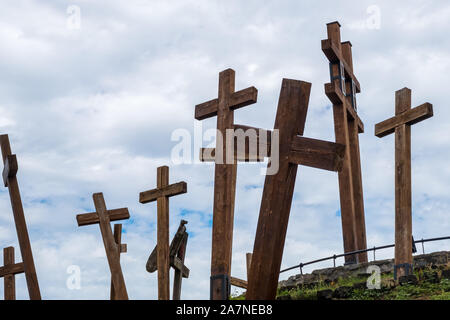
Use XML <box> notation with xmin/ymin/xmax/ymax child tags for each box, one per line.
<box><xmin>279</xmin><ymin>251</ymin><xmax>449</xmax><ymax>291</ymax></box>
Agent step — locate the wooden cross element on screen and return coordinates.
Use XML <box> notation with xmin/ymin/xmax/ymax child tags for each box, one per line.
<box><xmin>0</xmin><ymin>134</ymin><xmax>41</xmax><ymax>300</ymax></box>
<box><xmin>322</xmin><ymin>22</ymin><xmax>368</xmax><ymax>264</ymax></box>
<box><xmin>195</xmin><ymin>68</ymin><xmax>258</xmax><ymax>300</ymax></box>
<box><xmin>375</xmin><ymin>88</ymin><xmax>433</xmax><ymax>279</ymax></box>
<box><xmin>246</xmin><ymin>79</ymin><xmax>345</xmax><ymax>300</ymax></box>
<box><xmin>1</xmin><ymin>247</ymin><xmax>25</xmax><ymax>300</ymax></box>
<box><xmin>76</xmin><ymin>193</ymin><xmax>130</xmax><ymax>300</ymax></box>
<box><xmin>146</xmin><ymin>219</ymin><xmax>190</xmax><ymax>300</ymax></box>
<box><xmin>110</xmin><ymin>224</ymin><xmax>127</xmax><ymax>300</ymax></box>
<box><xmin>230</xmin><ymin>252</ymin><xmax>253</xmax><ymax>290</ymax></box>
<box><xmin>139</xmin><ymin>166</ymin><xmax>187</xmax><ymax>300</ymax></box>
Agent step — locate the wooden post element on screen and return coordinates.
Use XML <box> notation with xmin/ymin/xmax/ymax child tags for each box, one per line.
<box><xmin>246</xmin><ymin>79</ymin><xmax>345</xmax><ymax>300</ymax></box>
<box><xmin>146</xmin><ymin>220</ymin><xmax>190</xmax><ymax>300</ymax></box>
<box><xmin>1</xmin><ymin>247</ymin><xmax>25</xmax><ymax>300</ymax></box>
<box><xmin>0</xmin><ymin>134</ymin><xmax>41</xmax><ymax>300</ymax></box>
<box><xmin>172</xmin><ymin>231</ymin><xmax>188</xmax><ymax>300</ymax></box>
<box><xmin>322</xmin><ymin>22</ymin><xmax>368</xmax><ymax>264</ymax></box>
<box><xmin>110</xmin><ymin>224</ymin><xmax>127</xmax><ymax>300</ymax></box>
<box><xmin>195</xmin><ymin>68</ymin><xmax>258</xmax><ymax>300</ymax></box>
<box><xmin>139</xmin><ymin>167</ymin><xmax>187</xmax><ymax>300</ymax></box>
<box><xmin>76</xmin><ymin>193</ymin><xmax>130</xmax><ymax>299</ymax></box>
<box><xmin>230</xmin><ymin>253</ymin><xmax>253</xmax><ymax>290</ymax></box>
<box><xmin>375</xmin><ymin>88</ymin><xmax>433</xmax><ymax>279</ymax></box>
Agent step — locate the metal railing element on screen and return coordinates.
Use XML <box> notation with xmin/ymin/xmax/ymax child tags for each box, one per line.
<box><xmin>280</xmin><ymin>236</ymin><xmax>450</xmax><ymax>275</ymax></box>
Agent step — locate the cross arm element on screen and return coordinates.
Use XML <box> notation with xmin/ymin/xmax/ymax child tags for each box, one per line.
<box><xmin>139</xmin><ymin>181</ymin><xmax>187</xmax><ymax>204</ymax></box>
<box><xmin>2</xmin><ymin>154</ymin><xmax>18</xmax><ymax>187</ymax></box>
<box><xmin>195</xmin><ymin>87</ymin><xmax>258</xmax><ymax>120</ymax></box>
<box><xmin>325</xmin><ymin>81</ymin><xmax>364</xmax><ymax>133</ymax></box>
<box><xmin>322</xmin><ymin>39</ymin><xmax>361</xmax><ymax>93</ymax></box>
<box><xmin>170</xmin><ymin>256</ymin><xmax>190</xmax><ymax>278</ymax></box>
<box><xmin>230</xmin><ymin>276</ymin><xmax>247</xmax><ymax>289</ymax></box>
<box><xmin>289</xmin><ymin>136</ymin><xmax>345</xmax><ymax>172</ymax></box>
<box><xmin>0</xmin><ymin>262</ymin><xmax>25</xmax><ymax>277</ymax></box>
<box><xmin>375</xmin><ymin>103</ymin><xmax>433</xmax><ymax>138</ymax></box>
<box><xmin>76</xmin><ymin>208</ymin><xmax>130</xmax><ymax>226</ymax></box>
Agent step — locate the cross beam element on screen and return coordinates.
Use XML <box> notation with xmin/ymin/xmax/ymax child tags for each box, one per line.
<box><xmin>0</xmin><ymin>134</ymin><xmax>41</xmax><ymax>300</ymax></box>
<box><xmin>1</xmin><ymin>247</ymin><xmax>25</xmax><ymax>300</ymax></box>
<box><xmin>246</xmin><ymin>79</ymin><xmax>345</xmax><ymax>300</ymax></box>
<box><xmin>322</xmin><ymin>22</ymin><xmax>368</xmax><ymax>264</ymax></box>
<box><xmin>139</xmin><ymin>166</ymin><xmax>187</xmax><ymax>300</ymax></box>
<box><xmin>195</xmin><ymin>68</ymin><xmax>258</xmax><ymax>300</ymax></box>
<box><xmin>110</xmin><ymin>224</ymin><xmax>127</xmax><ymax>300</ymax></box>
<box><xmin>200</xmin><ymin>125</ymin><xmax>344</xmax><ymax>172</ymax></box>
<box><xmin>76</xmin><ymin>193</ymin><xmax>130</xmax><ymax>300</ymax></box>
<box><xmin>375</xmin><ymin>88</ymin><xmax>433</xmax><ymax>279</ymax></box>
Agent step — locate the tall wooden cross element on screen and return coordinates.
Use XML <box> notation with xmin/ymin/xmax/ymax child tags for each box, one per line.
<box><xmin>110</xmin><ymin>224</ymin><xmax>127</xmax><ymax>300</ymax></box>
<box><xmin>246</xmin><ymin>79</ymin><xmax>346</xmax><ymax>300</ymax></box>
<box><xmin>0</xmin><ymin>134</ymin><xmax>41</xmax><ymax>299</ymax></box>
<box><xmin>322</xmin><ymin>22</ymin><xmax>368</xmax><ymax>264</ymax></box>
<box><xmin>375</xmin><ymin>88</ymin><xmax>433</xmax><ymax>279</ymax></box>
<box><xmin>1</xmin><ymin>247</ymin><xmax>25</xmax><ymax>300</ymax></box>
<box><xmin>146</xmin><ymin>219</ymin><xmax>190</xmax><ymax>300</ymax></box>
<box><xmin>195</xmin><ymin>68</ymin><xmax>258</xmax><ymax>300</ymax></box>
<box><xmin>76</xmin><ymin>193</ymin><xmax>130</xmax><ymax>300</ymax></box>
<box><xmin>139</xmin><ymin>166</ymin><xmax>187</xmax><ymax>300</ymax></box>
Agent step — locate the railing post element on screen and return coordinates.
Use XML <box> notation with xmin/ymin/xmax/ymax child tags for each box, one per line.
<box><xmin>421</xmin><ymin>239</ymin><xmax>425</xmax><ymax>254</ymax></box>
<box><xmin>333</xmin><ymin>255</ymin><xmax>336</xmax><ymax>268</ymax></box>
<box><xmin>373</xmin><ymin>247</ymin><xmax>376</xmax><ymax>261</ymax></box>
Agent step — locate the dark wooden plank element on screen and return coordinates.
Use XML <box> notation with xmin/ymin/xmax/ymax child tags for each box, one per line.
<box><xmin>230</xmin><ymin>277</ymin><xmax>247</xmax><ymax>289</ymax></box>
<box><xmin>0</xmin><ymin>262</ymin><xmax>25</xmax><ymax>278</ymax></box>
<box><xmin>229</xmin><ymin>87</ymin><xmax>258</xmax><ymax>110</ymax></box>
<box><xmin>156</xmin><ymin>166</ymin><xmax>170</xmax><ymax>300</ymax></box>
<box><xmin>76</xmin><ymin>208</ymin><xmax>130</xmax><ymax>226</ymax></box>
<box><xmin>246</xmin><ymin>79</ymin><xmax>311</xmax><ymax>300</ymax></box>
<box><xmin>2</xmin><ymin>154</ymin><xmax>18</xmax><ymax>187</ymax></box>
<box><xmin>394</xmin><ymin>123</ymin><xmax>412</xmax><ymax>278</ymax></box>
<box><xmin>139</xmin><ymin>181</ymin><xmax>187</xmax><ymax>204</ymax></box>
<box><xmin>110</xmin><ymin>224</ymin><xmax>125</xmax><ymax>300</ymax></box>
<box><xmin>0</xmin><ymin>134</ymin><xmax>41</xmax><ymax>300</ymax></box>
<box><xmin>289</xmin><ymin>136</ymin><xmax>345</xmax><ymax>172</ymax></box>
<box><xmin>93</xmin><ymin>193</ymin><xmax>128</xmax><ymax>300</ymax></box>
<box><xmin>246</xmin><ymin>253</ymin><xmax>252</xmax><ymax>281</ymax></box>
<box><xmin>374</xmin><ymin>103</ymin><xmax>433</xmax><ymax>138</ymax></box>
<box><xmin>210</xmin><ymin>69</ymin><xmax>238</xmax><ymax>300</ymax></box>
<box><xmin>4</xmin><ymin>247</ymin><xmax>15</xmax><ymax>300</ymax></box>
<box><xmin>195</xmin><ymin>99</ymin><xmax>218</xmax><ymax>120</ymax></box>
<box><xmin>325</xmin><ymin>81</ymin><xmax>364</xmax><ymax>133</ymax></box>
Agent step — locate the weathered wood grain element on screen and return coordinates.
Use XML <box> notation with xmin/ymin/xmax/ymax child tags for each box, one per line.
<box><xmin>0</xmin><ymin>134</ymin><xmax>41</xmax><ymax>300</ymax></box>
<box><xmin>76</xmin><ymin>208</ymin><xmax>130</xmax><ymax>226</ymax></box>
<box><xmin>139</xmin><ymin>182</ymin><xmax>187</xmax><ymax>204</ymax></box>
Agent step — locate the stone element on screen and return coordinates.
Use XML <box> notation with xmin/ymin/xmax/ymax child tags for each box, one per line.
<box><xmin>353</xmin><ymin>282</ymin><xmax>367</xmax><ymax>290</ymax></box>
<box><xmin>317</xmin><ymin>289</ymin><xmax>333</xmax><ymax>300</ymax></box>
<box><xmin>398</xmin><ymin>274</ymin><xmax>419</xmax><ymax>286</ymax></box>
<box><xmin>441</xmin><ymin>269</ymin><xmax>450</xmax><ymax>280</ymax></box>
<box><xmin>332</xmin><ymin>286</ymin><xmax>353</xmax><ymax>299</ymax></box>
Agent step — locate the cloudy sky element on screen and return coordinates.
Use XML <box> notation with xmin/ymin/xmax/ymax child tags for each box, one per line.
<box><xmin>0</xmin><ymin>0</ymin><xmax>449</xmax><ymax>300</ymax></box>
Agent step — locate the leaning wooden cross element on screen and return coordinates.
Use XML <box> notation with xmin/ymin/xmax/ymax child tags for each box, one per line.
<box><xmin>0</xmin><ymin>134</ymin><xmax>41</xmax><ymax>300</ymax></box>
<box><xmin>195</xmin><ymin>68</ymin><xmax>258</xmax><ymax>300</ymax></box>
<box><xmin>139</xmin><ymin>166</ymin><xmax>187</xmax><ymax>300</ymax></box>
<box><xmin>1</xmin><ymin>247</ymin><xmax>25</xmax><ymax>300</ymax></box>
<box><xmin>375</xmin><ymin>88</ymin><xmax>433</xmax><ymax>279</ymax></box>
<box><xmin>322</xmin><ymin>22</ymin><xmax>368</xmax><ymax>264</ymax></box>
<box><xmin>146</xmin><ymin>219</ymin><xmax>190</xmax><ymax>300</ymax></box>
<box><xmin>110</xmin><ymin>224</ymin><xmax>127</xmax><ymax>300</ymax></box>
<box><xmin>246</xmin><ymin>79</ymin><xmax>346</xmax><ymax>300</ymax></box>
<box><xmin>76</xmin><ymin>193</ymin><xmax>130</xmax><ymax>300</ymax></box>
